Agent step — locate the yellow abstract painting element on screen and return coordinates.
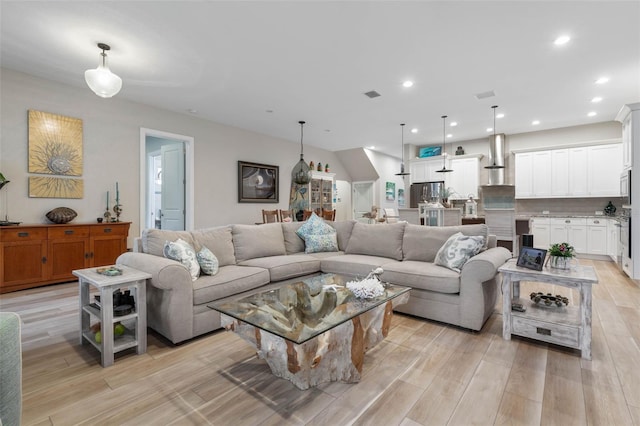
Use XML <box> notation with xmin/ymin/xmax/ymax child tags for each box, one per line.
<box><xmin>29</xmin><ymin>176</ymin><xmax>84</xmax><ymax>199</ymax></box>
<box><xmin>28</xmin><ymin>110</ymin><xmax>83</xmax><ymax>176</ymax></box>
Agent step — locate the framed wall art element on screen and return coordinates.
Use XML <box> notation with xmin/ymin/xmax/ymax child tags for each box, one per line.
<box><xmin>28</xmin><ymin>110</ymin><xmax>83</xmax><ymax>176</ymax></box>
<box><xmin>238</xmin><ymin>161</ymin><xmax>279</xmax><ymax>203</ymax></box>
<box><xmin>29</xmin><ymin>176</ymin><xmax>84</xmax><ymax>199</ymax></box>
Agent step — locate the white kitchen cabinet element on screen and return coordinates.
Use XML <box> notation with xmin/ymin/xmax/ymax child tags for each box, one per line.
<box><xmin>620</xmin><ymin>113</ymin><xmax>632</xmax><ymax>170</ymax></box>
<box><xmin>446</xmin><ymin>155</ymin><xmax>481</xmax><ymax>200</ymax></box>
<box><xmin>586</xmin><ymin>217</ymin><xmax>607</xmax><ymax>255</ymax></box>
<box><xmin>568</xmin><ymin>147</ymin><xmax>589</xmax><ymax>196</ymax></box>
<box><xmin>550</xmin><ymin>218</ymin><xmax>587</xmax><ymax>254</ymax></box>
<box><xmin>515</xmin><ymin>143</ymin><xmax>622</xmax><ymax>199</ymax></box>
<box><xmin>607</xmin><ymin>218</ymin><xmax>620</xmax><ymax>261</ymax></box>
<box><xmin>410</xmin><ymin>157</ymin><xmax>448</xmax><ymax>184</ymax></box>
<box><xmin>551</xmin><ymin>149</ymin><xmax>569</xmax><ymax>196</ymax></box>
<box><xmin>587</xmin><ymin>144</ymin><xmax>622</xmax><ymax>196</ymax></box>
<box><xmin>529</xmin><ymin>217</ymin><xmax>550</xmax><ymax>250</ymax></box>
<box><xmin>515</xmin><ymin>152</ymin><xmax>534</xmax><ymax>198</ymax></box>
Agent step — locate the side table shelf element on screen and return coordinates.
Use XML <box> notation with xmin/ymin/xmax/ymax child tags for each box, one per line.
<box><xmin>73</xmin><ymin>265</ymin><xmax>151</xmax><ymax>367</ymax></box>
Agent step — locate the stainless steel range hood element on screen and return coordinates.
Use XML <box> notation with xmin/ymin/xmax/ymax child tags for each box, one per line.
<box><xmin>484</xmin><ymin>133</ymin><xmax>513</xmax><ymax>186</ymax></box>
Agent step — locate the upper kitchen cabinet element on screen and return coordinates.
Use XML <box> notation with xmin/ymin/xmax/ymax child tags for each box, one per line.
<box><xmin>410</xmin><ymin>157</ymin><xmax>449</xmax><ymax>184</ymax></box>
<box><xmin>515</xmin><ymin>143</ymin><xmax>622</xmax><ymax>199</ymax></box>
<box><xmin>446</xmin><ymin>154</ymin><xmax>482</xmax><ymax>200</ymax></box>
<box><xmin>616</xmin><ymin>103</ymin><xmax>640</xmax><ymax>171</ymax></box>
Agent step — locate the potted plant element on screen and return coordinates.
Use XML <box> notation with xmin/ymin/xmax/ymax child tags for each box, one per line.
<box><xmin>548</xmin><ymin>242</ymin><xmax>575</xmax><ymax>269</ymax></box>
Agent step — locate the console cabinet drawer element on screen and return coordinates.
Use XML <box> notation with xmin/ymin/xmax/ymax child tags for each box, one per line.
<box><xmin>0</xmin><ymin>227</ymin><xmax>47</xmax><ymax>242</ymax></box>
<box><xmin>512</xmin><ymin>316</ymin><xmax>580</xmax><ymax>348</ymax></box>
<box><xmin>49</xmin><ymin>226</ymin><xmax>91</xmax><ymax>239</ymax></box>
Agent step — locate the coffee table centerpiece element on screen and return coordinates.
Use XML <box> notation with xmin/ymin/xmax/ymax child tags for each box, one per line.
<box><xmin>209</xmin><ymin>272</ymin><xmax>410</xmax><ymax>389</ymax></box>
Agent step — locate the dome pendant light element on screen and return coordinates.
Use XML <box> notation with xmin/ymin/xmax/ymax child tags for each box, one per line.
<box><xmin>395</xmin><ymin>123</ymin><xmax>410</xmax><ymax>176</ymax></box>
<box><xmin>291</xmin><ymin>121</ymin><xmax>312</xmax><ymax>185</ymax></box>
<box><xmin>485</xmin><ymin>105</ymin><xmax>505</xmax><ymax>169</ymax></box>
<box><xmin>84</xmin><ymin>43</ymin><xmax>123</xmax><ymax>98</ymax></box>
<box><xmin>435</xmin><ymin>115</ymin><xmax>453</xmax><ymax>173</ymax></box>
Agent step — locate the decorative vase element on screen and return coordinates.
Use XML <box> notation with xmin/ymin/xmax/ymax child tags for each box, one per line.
<box><xmin>549</xmin><ymin>255</ymin><xmax>571</xmax><ymax>269</ymax></box>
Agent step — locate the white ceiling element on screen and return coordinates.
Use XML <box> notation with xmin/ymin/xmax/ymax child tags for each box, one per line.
<box><xmin>1</xmin><ymin>1</ymin><xmax>639</xmax><ymax>157</ymax></box>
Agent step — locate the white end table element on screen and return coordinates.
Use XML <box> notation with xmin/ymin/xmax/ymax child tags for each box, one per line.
<box><xmin>73</xmin><ymin>265</ymin><xmax>151</xmax><ymax>367</ymax></box>
<box><xmin>499</xmin><ymin>259</ymin><xmax>598</xmax><ymax>360</ymax></box>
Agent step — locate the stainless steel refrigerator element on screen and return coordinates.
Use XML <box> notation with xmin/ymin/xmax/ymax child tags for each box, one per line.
<box><xmin>410</xmin><ymin>181</ymin><xmax>444</xmax><ymax>208</ymax></box>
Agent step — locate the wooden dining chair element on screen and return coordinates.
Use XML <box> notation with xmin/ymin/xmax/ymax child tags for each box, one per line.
<box><xmin>321</xmin><ymin>208</ymin><xmax>336</xmax><ymax>221</ymax></box>
<box><xmin>279</xmin><ymin>209</ymin><xmax>293</xmax><ymax>222</ymax></box>
<box><xmin>262</xmin><ymin>209</ymin><xmax>280</xmax><ymax>223</ymax></box>
<box><xmin>302</xmin><ymin>210</ymin><xmax>314</xmax><ymax>221</ymax></box>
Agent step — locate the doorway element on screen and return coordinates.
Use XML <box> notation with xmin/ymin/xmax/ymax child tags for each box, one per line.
<box><xmin>353</xmin><ymin>181</ymin><xmax>374</xmax><ymax>223</ymax></box>
<box><xmin>140</xmin><ymin>128</ymin><xmax>194</xmax><ymax>231</ymax></box>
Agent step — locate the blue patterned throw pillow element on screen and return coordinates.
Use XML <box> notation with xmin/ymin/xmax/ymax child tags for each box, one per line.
<box><xmin>163</xmin><ymin>238</ymin><xmax>200</xmax><ymax>281</ymax></box>
<box><xmin>434</xmin><ymin>232</ymin><xmax>485</xmax><ymax>272</ymax></box>
<box><xmin>304</xmin><ymin>233</ymin><xmax>339</xmax><ymax>253</ymax></box>
<box><xmin>295</xmin><ymin>212</ymin><xmax>336</xmax><ymax>241</ymax></box>
<box><xmin>197</xmin><ymin>246</ymin><xmax>219</xmax><ymax>275</ymax></box>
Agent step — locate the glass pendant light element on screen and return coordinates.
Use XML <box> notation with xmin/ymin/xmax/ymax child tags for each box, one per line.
<box><xmin>395</xmin><ymin>123</ymin><xmax>410</xmax><ymax>176</ymax></box>
<box><xmin>485</xmin><ymin>105</ymin><xmax>505</xmax><ymax>169</ymax></box>
<box><xmin>291</xmin><ymin>121</ymin><xmax>312</xmax><ymax>184</ymax></box>
<box><xmin>85</xmin><ymin>43</ymin><xmax>122</xmax><ymax>98</ymax></box>
<box><xmin>435</xmin><ymin>115</ymin><xmax>453</xmax><ymax>173</ymax></box>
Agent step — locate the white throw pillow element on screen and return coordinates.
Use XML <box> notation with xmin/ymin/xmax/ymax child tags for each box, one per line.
<box><xmin>197</xmin><ymin>246</ymin><xmax>219</xmax><ymax>275</ymax></box>
<box><xmin>163</xmin><ymin>238</ymin><xmax>200</xmax><ymax>281</ymax></box>
<box><xmin>434</xmin><ymin>232</ymin><xmax>485</xmax><ymax>272</ymax></box>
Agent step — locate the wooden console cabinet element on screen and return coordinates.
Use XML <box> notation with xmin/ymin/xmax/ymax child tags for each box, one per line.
<box><xmin>0</xmin><ymin>222</ymin><xmax>130</xmax><ymax>293</ymax></box>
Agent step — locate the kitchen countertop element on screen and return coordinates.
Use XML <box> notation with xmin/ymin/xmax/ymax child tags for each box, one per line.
<box><xmin>518</xmin><ymin>214</ymin><xmax>621</xmax><ymax>220</ymax></box>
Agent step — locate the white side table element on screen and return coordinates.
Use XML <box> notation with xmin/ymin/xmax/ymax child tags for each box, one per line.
<box><xmin>73</xmin><ymin>265</ymin><xmax>151</xmax><ymax>367</ymax></box>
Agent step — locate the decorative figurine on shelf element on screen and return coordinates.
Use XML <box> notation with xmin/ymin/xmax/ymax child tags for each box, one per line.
<box><xmin>325</xmin><ymin>163</ymin><xmax>329</xmax><ymax>172</ymax></box>
<box><xmin>455</xmin><ymin>146</ymin><xmax>465</xmax><ymax>155</ymax></box>
<box><xmin>317</xmin><ymin>162</ymin><xmax>322</xmax><ymax>172</ymax></box>
<box><xmin>309</xmin><ymin>161</ymin><xmax>314</xmax><ymax>170</ymax></box>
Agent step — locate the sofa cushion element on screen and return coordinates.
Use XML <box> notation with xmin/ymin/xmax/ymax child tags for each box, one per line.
<box><xmin>296</xmin><ymin>213</ymin><xmax>336</xmax><ymax>240</ymax></box>
<box><xmin>191</xmin><ymin>226</ymin><xmax>236</xmax><ymax>266</ymax></box>
<box><xmin>238</xmin><ymin>254</ymin><xmax>321</xmax><ymax>282</ymax></box>
<box><xmin>381</xmin><ymin>260</ymin><xmax>461</xmax><ymax>294</ymax></box>
<box><xmin>345</xmin><ymin>222</ymin><xmax>405</xmax><ymax>260</ymax></box>
<box><xmin>305</xmin><ymin>233</ymin><xmax>339</xmax><ymax>253</ymax></box>
<box><xmin>327</xmin><ymin>220</ymin><xmax>356</xmax><ymax>251</ymax></box>
<box><xmin>163</xmin><ymin>239</ymin><xmax>200</xmax><ymax>281</ymax></box>
<box><xmin>281</xmin><ymin>222</ymin><xmax>305</xmax><ymax>254</ymax></box>
<box><xmin>321</xmin><ymin>254</ymin><xmax>401</xmax><ymax>277</ymax></box>
<box><xmin>192</xmin><ymin>265</ymin><xmax>270</xmax><ymax>305</ymax></box>
<box><xmin>434</xmin><ymin>232</ymin><xmax>485</xmax><ymax>272</ymax></box>
<box><xmin>232</xmin><ymin>223</ymin><xmax>286</xmax><ymax>262</ymax></box>
<box><xmin>197</xmin><ymin>246</ymin><xmax>219</xmax><ymax>276</ymax></box>
<box><xmin>142</xmin><ymin>229</ymin><xmax>195</xmax><ymax>257</ymax></box>
<box><xmin>402</xmin><ymin>224</ymin><xmax>489</xmax><ymax>262</ymax></box>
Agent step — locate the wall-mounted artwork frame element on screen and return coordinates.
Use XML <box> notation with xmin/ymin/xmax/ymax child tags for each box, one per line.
<box><xmin>28</xmin><ymin>110</ymin><xmax>83</xmax><ymax>176</ymax></box>
<box><xmin>238</xmin><ymin>161</ymin><xmax>279</xmax><ymax>203</ymax></box>
<box><xmin>385</xmin><ymin>181</ymin><xmax>396</xmax><ymax>202</ymax></box>
<box><xmin>29</xmin><ymin>176</ymin><xmax>84</xmax><ymax>199</ymax></box>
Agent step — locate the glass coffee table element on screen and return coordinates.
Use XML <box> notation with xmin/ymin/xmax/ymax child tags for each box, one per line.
<box><xmin>209</xmin><ymin>273</ymin><xmax>410</xmax><ymax>389</ymax></box>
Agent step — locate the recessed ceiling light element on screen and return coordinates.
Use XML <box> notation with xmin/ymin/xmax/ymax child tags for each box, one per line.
<box><xmin>588</xmin><ymin>111</ymin><xmax>597</xmax><ymax>117</ymax></box>
<box><xmin>595</xmin><ymin>77</ymin><xmax>609</xmax><ymax>84</ymax></box>
<box><xmin>486</xmin><ymin>127</ymin><xmax>493</xmax><ymax>132</ymax></box>
<box><xmin>532</xmin><ymin>120</ymin><xmax>540</xmax><ymax>125</ymax></box>
<box><xmin>447</xmin><ymin>134</ymin><xmax>453</xmax><ymax>138</ymax></box>
<box><xmin>187</xmin><ymin>109</ymin><xmax>198</xmax><ymax>114</ymax></box>
<box><xmin>450</xmin><ymin>122</ymin><xmax>458</xmax><ymax>127</ymax></box>
<box><xmin>367</xmin><ymin>146</ymin><xmax>375</xmax><ymax>150</ymax></box>
<box><xmin>591</xmin><ymin>97</ymin><xmax>602</xmax><ymax>103</ymax></box>
<box><xmin>411</xmin><ymin>128</ymin><xmax>418</xmax><ymax>134</ymax></box>
<box><xmin>496</xmin><ymin>113</ymin><xmax>505</xmax><ymax>119</ymax></box>
<box><xmin>554</xmin><ymin>35</ymin><xmax>571</xmax><ymax>45</ymax></box>
<box><xmin>402</xmin><ymin>81</ymin><xmax>414</xmax><ymax>88</ymax></box>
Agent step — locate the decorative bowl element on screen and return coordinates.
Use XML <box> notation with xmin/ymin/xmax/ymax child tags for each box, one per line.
<box><xmin>45</xmin><ymin>207</ymin><xmax>77</xmax><ymax>224</ymax></box>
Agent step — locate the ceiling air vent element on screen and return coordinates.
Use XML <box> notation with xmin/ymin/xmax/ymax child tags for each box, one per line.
<box><xmin>474</xmin><ymin>90</ymin><xmax>495</xmax><ymax>100</ymax></box>
<box><xmin>364</xmin><ymin>90</ymin><xmax>381</xmax><ymax>99</ymax></box>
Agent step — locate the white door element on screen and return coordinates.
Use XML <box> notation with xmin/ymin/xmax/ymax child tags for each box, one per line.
<box><xmin>160</xmin><ymin>142</ymin><xmax>185</xmax><ymax>230</ymax></box>
<box><xmin>353</xmin><ymin>181</ymin><xmax>374</xmax><ymax>223</ymax></box>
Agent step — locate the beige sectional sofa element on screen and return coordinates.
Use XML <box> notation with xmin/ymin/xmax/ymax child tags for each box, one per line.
<box><xmin>116</xmin><ymin>220</ymin><xmax>511</xmax><ymax>344</ymax></box>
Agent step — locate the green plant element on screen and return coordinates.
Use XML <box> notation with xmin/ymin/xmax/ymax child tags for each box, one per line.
<box><xmin>549</xmin><ymin>242</ymin><xmax>575</xmax><ymax>258</ymax></box>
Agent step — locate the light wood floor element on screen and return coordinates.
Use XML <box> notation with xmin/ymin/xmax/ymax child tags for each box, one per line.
<box><xmin>1</xmin><ymin>259</ymin><xmax>639</xmax><ymax>425</ymax></box>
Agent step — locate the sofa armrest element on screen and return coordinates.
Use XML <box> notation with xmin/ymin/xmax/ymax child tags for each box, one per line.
<box><xmin>458</xmin><ymin>247</ymin><xmax>512</xmax><ymax>330</ymax></box>
<box><xmin>116</xmin><ymin>252</ymin><xmax>194</xmax><ymax>344</ymax></box>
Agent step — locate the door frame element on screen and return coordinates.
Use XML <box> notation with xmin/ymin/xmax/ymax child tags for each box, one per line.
<box><xmin>139</xmin><ymin>128</ymin><xmax>195</xmax><ymax>231</ymax></box>
<box><xmin>352</xmin><ymin>180</ymin><xmax>375</xmax><ymax>223</ymax></box>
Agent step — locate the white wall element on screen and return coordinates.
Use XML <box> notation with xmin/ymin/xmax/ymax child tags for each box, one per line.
<box><xmin>363</xmin><ymin>149</ymin><xmax>406</xmax><ymax>210</ymax></box>
<box><xmin>0</xmin><ymin>69</ymin><xmax>351</xmax><ymax>246</ymax></box>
